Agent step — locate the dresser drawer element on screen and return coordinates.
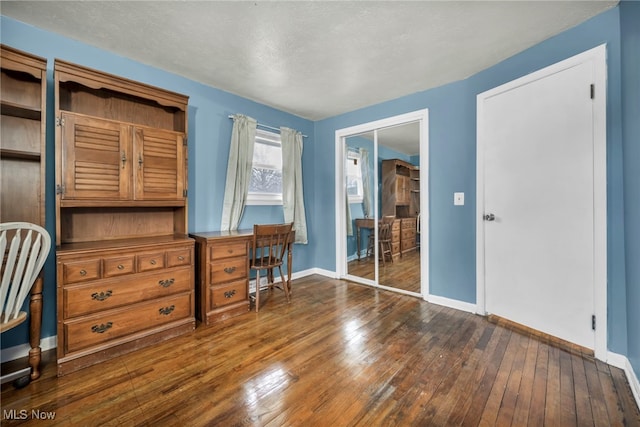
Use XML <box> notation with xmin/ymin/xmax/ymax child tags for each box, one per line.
<box><xmin>103</xmin><ymin>255</ymin><xmax>135</xmax><ymax>278</ymax></box>
<box><xmin>210</xmin><ymin>241</ymin><xmax>247</xmax><ymax>261</ymax></box>
<box><xmin>401</xmin><ymin>218</ymin><xmax>417</xmax><ymax>229</ymax></box>
<box><xmin>402</xmin><ymin>228</ymin><xmax>416</xmax><ymax>240</ymax></box>
<box><xmin>401</xmin><ymin>240</ymin><xmax>415</xmax><ymax>251</ymax></box>
<box><xmin>62</xmin><ymin>267</ymin><xmax>192</xmax><ymax>318</ymax></box>
<box><xmin>167</xmin><ymin>247</ymin><xmax>192</xmax><ymax>267</ymax></box>
<box><xmin>63</xmin><ymin>259</ymin><xmax>101</xmax><ymax>284</ymax></box>
<box><xmin>392</xmin><ymin>242</ymin><xmax>401</xmax><ymax>254</ymax></box>
<box><xmin>391</xmin><ymin>220</ymin><xmax>401</xmax><ymax>231</ymax></box>
<box><xmin>62</xmin><ymin>293</ymin><xmax>192</xmax><ymax>354</ymax></box>
<box><xmin>137</xmin><ymin>252</ymin><xmax>166</xmax><ymax>272</ymax></box>
<box><xmin>210</xmin><ymin>257</ymin><xmax>247</xmax><ymax>283</ymax></box>
<box><xmin>210</xmin><ymin>279</ymin><xmax>248</xmax><ymax>309</ymax></box>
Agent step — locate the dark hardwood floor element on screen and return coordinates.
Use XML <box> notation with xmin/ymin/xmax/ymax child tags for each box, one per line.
<box><xmin>348</xmin><ymin>250</ymin><xmax>421</xmax><ymax>293</ymax></box>
<box><xmin>2</xmin><ymin>275</ymin><xmax>639</xmax><ymax>426</ymax></box>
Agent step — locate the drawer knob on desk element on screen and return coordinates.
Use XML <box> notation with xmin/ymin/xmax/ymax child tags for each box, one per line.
<box><xmin>91</xmin><ymin>322</ymin><xmax>113</xmax><ymax>334</ymax></box>
<box><xmin>224</xmin><ymin>266</ymin><xmax>236</xmax><ymax>274</ymax></box>
<box><xmin>79</xmin><ymin>269</ymin><xmax>87</xmax><ymax>276</ymax></box>
<box><xmin>159</xmin><ymin>305</ymin><xmax>175</xmax><ymax>316</ymax></box>
<box><xmin>178</xmin><ymin>256</ymin><xmax>184</xmax><ymax>261</ymax></box>
<box><xmin>150</xmin><ymin>259</ymin><xmax>157</xmax><ymax>265</ymax></box>
<box><xmin>117</xmin><ymin>264</ymin><xmax>125</xmax><ymax>270</ymax></box>
<box><xmin>224</xmin><ymin>290</ymin><xmax>237</xmax><ymax>299</ymax></box>
<box><xmin>158</xmin><ymin>278</ymin><xmax>175</xmax><ymax>288</ymax></box>
<box><xmin>91</xmin><ymin>290</ymin><xmax>113</xmax><ymax>301</ymax></box>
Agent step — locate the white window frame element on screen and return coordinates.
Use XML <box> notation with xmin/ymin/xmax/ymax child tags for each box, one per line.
<box><xmin>247</xmin><ymin>128</ymin><xmax>283</xmax><ymax>206</ymax></box>
<box><xmin>346</xmin><ymin>149</ymin><xmax>364</xmax><ymax>204</ymax></box>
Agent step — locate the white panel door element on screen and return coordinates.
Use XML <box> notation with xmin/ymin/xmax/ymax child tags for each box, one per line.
<box><xmin>482</xmin><ymin>60</ymin><xmax>596</xmax><ymax>349</ymax></box>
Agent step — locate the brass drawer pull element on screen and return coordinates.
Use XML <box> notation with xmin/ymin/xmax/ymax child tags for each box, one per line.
<box><xmin>159</xmin><ymin>305</ymin><xmax>175</xmax><ymax>316</ymax></box>
<box><xmin>79</xmin><ymin>269</ymin><xmax>87</xmax><ymax>276</ymax></box>
<box><xmin>224</xmin><ymin>290</ymin><xmax>237</xmax><ymax>299</ymax></box>
<box><xmin>158</xmin><ymin>278</ymin><xmax>175</xmax><ymax>288</ymax></box>
<box><xmin>177</xmin><ymin>256</ymin><xmax>184</xmax><ymax>261</ymax></box>
<box><xmin>150</xmin><ymin>259</ymin><xmax>157</xmax><ymax>265</ymax></box>
<box><xmin>91</xmin><ymin>322</ymin><xmax>113</xmax><ymax>334</ymax></box>
<box><xmin>91</xmin><ymin>290</ymin><xmax>113</xmax><ymax>301</ymax></box>
<box><xmin>223</xmin><ymin>266</ymin><xmax>236</xmax><ymax>274</ymax></box>
<box><xmin>117</xmin><ymin>264</ymin><xmax>125</xmax><ymax>270</ymax></box>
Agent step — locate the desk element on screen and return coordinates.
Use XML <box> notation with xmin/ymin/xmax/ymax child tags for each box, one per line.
<box><xmin>189</xmin><ymin>229</ymin><xmax>294</xmax><ymax>325</ymax></box>
<box><xmin>355</xmin><ymin>218</ymin><xmax>375</xmax><ymax>260</ymax></box>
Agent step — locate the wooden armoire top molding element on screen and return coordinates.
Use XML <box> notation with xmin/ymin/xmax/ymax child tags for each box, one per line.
<box><xmin>1</xmin><ymin>44</ymin><xmax>46</xmax><ymax>80</ymax></box>
<box><xmin>54</xmin><ymin>59</ymin><xmax>188</xmax><ymax>112</ymax></box>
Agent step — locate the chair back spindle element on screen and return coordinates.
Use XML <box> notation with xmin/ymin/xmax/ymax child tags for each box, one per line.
<box><xmin>1</xmin><ymin>223</ymin><xmax>51</xmax><ymax>328</ymax></box>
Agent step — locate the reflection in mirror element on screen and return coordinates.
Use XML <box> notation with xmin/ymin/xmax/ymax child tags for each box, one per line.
<box><xmin>345</xmin><ymin>132</ymin><xmax>376</xmax><ymax>282</ymax></box>
<box><xmin>344</xmin><ymin>122</ymin><xmax>421</xmax><ymax>295</ymax></box>
<box><xmin>376</xmin><ymin>123</ymin><xmax>421</xmax><ymax>294</ymax></box>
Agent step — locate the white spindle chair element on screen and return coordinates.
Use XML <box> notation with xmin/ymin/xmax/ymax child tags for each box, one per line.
<box><xmin>1</xmin><ymin>222</ymin><xmax>51</xmax><ymax>387</ymax></box>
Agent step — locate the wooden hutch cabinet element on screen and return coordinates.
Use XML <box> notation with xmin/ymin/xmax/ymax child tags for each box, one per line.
<box><xmin>54</xmin><ymin>60</ymin><xmax>195</xmax><ymax>376</ymax></box>
<box><xmin>381</xmin><ymin>159</ymin><xmax>420</xmax><ymax>257</ymax></box>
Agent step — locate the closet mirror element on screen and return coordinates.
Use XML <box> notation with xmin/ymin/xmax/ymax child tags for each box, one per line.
<box><xmin>339</xmin><ymin>110</ymin><xmax>426</xmax><ymax>298</ymax></box>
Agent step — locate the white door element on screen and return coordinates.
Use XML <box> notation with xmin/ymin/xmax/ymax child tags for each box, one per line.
<box><xmin>479</xmin><ymin>48</ymin><xmax>606</xmax><ymax>351</ymax></box>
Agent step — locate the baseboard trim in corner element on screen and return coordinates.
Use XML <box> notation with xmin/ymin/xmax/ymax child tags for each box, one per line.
<box><xmin>607</xmin><ymin>351</ymin><xmax>640</xmax><ymax>411</ymax></box>
<box><xmin>292</xmin><ymin>268</ymin><xmax>339</xmax><ymax>280</ymax></box>
<box><xmin>1</xmin><ymin>335</ymin><xmax>57</xmax><ymax>364</ymax></box>
<box><xmin>427</xmin><ymin>294</ymin><xmax>477</xmax><ymax>314</ymax></box>
<box><xmin>625</xmin><ymin>357</ymin><xmax>640</xmax><ymax>412</ymax></box>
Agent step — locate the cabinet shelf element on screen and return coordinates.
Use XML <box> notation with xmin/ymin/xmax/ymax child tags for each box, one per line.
<box><xmin>1</xmin><ymin>148</ymin><xmax>41</xmax><ymax>161</ymax></box>
<box><xmin>1</xmin><ymin>100</ymin><xmax>41</xmax><ymax>120</ymax></box>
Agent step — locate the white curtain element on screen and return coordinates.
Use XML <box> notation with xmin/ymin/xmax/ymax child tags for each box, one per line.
<box><xmin>220</xmin><ymin>114</ymin><xmax>257</xmax><ymax>231</ymax></box>
<box><xmin>359</xmin><ymin>148</ymin><xmax>372</xmax><ymax>218</ymax></box>
<box><xmin>281</xmin><ymin>127</ymin><xmax>308</xmax><ymax>244</ymax></box>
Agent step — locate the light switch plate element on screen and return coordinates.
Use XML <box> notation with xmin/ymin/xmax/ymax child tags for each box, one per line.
<box><xmin>454</xmin><ymin>192</ymin><xmax>464</xmax><ymax>206</ymax></box>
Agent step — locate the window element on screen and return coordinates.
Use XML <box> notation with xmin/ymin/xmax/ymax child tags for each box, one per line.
<box><xmin>346</xmin><ymin>150</ymin><xmax>363</xmax><ymax>203</ymax></box>
<box><xmin>247</xmin><ymin>129</ymin><xmax>282</xmax><ymax>205</ymax></box>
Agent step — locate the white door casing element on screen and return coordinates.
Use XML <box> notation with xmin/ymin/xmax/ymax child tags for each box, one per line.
<box><xmin>477</xmin><ymin>45</ymin><xmax>607</xmax><ymax>360</ymax></box>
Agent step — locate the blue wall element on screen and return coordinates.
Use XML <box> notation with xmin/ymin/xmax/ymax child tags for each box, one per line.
<box><xmin>620</xmin><ymin>0</ymin><xmax>640</xmax><ymax>376</ymax></box>
<box><xmin>313</xmin><ymin>7</ymin><xmax>630</xmax><ymax>353</ymax></box>
<box><xmin>0</xmin><ymin>16</ymin><xmax>315</xmax><ymax>349</ymax></box>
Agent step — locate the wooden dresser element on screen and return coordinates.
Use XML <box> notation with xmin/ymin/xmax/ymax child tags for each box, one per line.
<box><xmin>190</xmin><ymin>231</ymin><xmax>252</xmax><ymax>325</ymax></box>
<box><xmin>54</xmin><ymin>60</ymin><xmax>194</xmax><ymax>375</ymax></box>
<box><xmin>400</xmin><ymin>217</ymin><xmax>417</xmax><ymax>255</ymax></box>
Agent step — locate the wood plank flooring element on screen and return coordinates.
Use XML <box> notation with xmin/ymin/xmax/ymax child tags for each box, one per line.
<box><xmin>2</xmin><ymin>275</ymin><xmax>639</xmax><ymax>426</ymax></box>
<box><xmin>348</xmin><ymin>250</ymin><xmax>421</xmax><ymax>293</ymax></box>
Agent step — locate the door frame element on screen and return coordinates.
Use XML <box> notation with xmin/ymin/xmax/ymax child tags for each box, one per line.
<box><xmin>476</xmin><ymin>44</ymin><xmax>608</xmax><ymax>360</ymax></box>
<box><xmin>335</xmin><ymin>109</ymin><xmax>429</xmax><ymax>299</ymax></box>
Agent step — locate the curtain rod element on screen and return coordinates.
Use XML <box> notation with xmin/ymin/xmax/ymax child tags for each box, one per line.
<box><xmin>228</xmin><ymin>115</ymin><xmax>307</xmax><ymax>138</ymax></box>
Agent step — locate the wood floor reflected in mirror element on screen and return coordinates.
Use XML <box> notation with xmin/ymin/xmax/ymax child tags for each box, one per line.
<box><xmin>348</xmin><ymin>250</ymin><xmax>421</xmax><ymax>293</ymax></box>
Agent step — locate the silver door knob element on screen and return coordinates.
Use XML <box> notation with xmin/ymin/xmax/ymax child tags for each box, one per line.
<box><xmin>484</xmin><ymin>213</ymin><xmax>495</xmax><ymax>221</ymax></box>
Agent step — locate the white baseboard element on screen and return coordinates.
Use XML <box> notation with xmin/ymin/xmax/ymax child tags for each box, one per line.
<box><xmin>607</xmin><ymin>351</ymin><xmax>640</xmax><ymax>411</ymax></box>
<box><xmin>427</xmin><ymin>294</ymin><xmax>477</xmax><ymax>314</ymax></box>
<box><xmin>1</xmin><ymin>335</ymin><xmax>57</xmax><ymax>364</ymax></box>
<box><xmin>293</xmin><ymin>267</ymin><xmax>339</xmax><ymax>280</ymax></box>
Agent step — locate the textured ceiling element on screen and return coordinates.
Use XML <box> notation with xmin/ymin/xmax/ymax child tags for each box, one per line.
<box><xmin>2</xmin><ymin>1</ymin><xmax>617</xmax><ymax>122</ymax></box>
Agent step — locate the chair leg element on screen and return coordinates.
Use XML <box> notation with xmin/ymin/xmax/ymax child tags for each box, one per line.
<box><xmin>255</xmin><ymin>269</ymin><xmax>261</xmax><ymax>312</ymax></box>
<box><xmin>279</xmin><ymin>265</ymin><xmax>290</xmax><ymax>303</ymax></box>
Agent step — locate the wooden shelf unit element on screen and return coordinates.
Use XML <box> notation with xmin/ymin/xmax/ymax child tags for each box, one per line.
<box><xmin>54</xmin><ymin>59</ymin><xmax>194</xmax><ymax>375</ymax></box>
<box><xmin>1</xmin><ymin>45</ymin><xmax>47</xmax><ymax>227</ymax></box>
<box><xmin>381</xmin><ymin>159</ymin><xmax>420</xmax><ymax>256</ymax></box>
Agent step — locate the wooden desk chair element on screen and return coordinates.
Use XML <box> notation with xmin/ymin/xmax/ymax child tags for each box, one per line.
<box><xmin>378</xmin><ymin>222</ymin><xmax>394</xmax><ymax>266</ymax></box>
<box><xmin>1</xmin><ymin>222</ymin><xmax>51</xmax><ymax>388</ymax></box>
<box><xmin>250</xmin><ymin>222</ymin><xmax>293</xmax><ymax>312</ymax></box>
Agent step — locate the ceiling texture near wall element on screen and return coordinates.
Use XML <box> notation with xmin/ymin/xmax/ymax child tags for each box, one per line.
<box><xmin>2</xmin><ymin>1</ymin><xmax>617</xmax><ymax>121</ymax></box>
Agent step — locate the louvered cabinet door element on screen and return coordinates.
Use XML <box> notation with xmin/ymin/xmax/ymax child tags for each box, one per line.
<box><xmin>60</xmin><ymin>113</ymin><xmax>131</xmax><ymax>200</ymax></box>
<box><xmin>133</xmin><ymin>127</ymin><xmax>185</xmax><ymax>200</ymax></box>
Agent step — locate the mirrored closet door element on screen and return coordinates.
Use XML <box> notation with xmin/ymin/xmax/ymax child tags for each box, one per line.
<box><xmin>337</xmin><ymin>110</ymin><xmax>428</xmax><ymax>298</ymax></box>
